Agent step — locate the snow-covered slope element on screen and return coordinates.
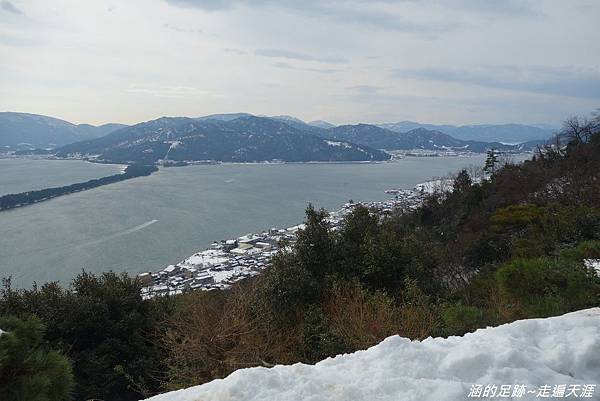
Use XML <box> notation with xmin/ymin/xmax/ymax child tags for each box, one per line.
<box><xmin>143</xmin><ymin>308</ymin><xmax>600</xmax><ymax>401</ymax></box>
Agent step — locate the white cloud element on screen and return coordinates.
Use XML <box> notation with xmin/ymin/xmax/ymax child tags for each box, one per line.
<box><xmin>1</xmin><ymin>1</ymin><xmax>23</xmax><ymax>14</ymax></box>
<box><xmin>255</xmin><ymin>49</ymin><xmax>347</xmax><ymax>64</ymax></box>
<box><xmin>0</xmin><ymin>0</ymin><xmax>599</xmax><ymax>126</ymax></box>
<box><xmin>126</xmin><ymin>85</ymin><xmax>214</xmax><ymax>99</ymax></box>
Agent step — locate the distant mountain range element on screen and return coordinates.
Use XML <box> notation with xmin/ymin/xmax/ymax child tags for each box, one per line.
<box><xmin>0</xmin><ymin>112</ymin><xmax>127</xmax><ymax>151</ymax></box>
<box><xmin>2</xmin><ymin>112</ymin><xmax>554</xmax><ymax>163</ymax></box>
<box><xmin>321</xmin><ymin>124</ymin><xmax>545</xmax><ymax>153</ymax></box>
<box><xmin>378</xmin><ymin>121</ymin><xmax>556</xmax><ymax>143</ymax></box>
<box><xmin>56</xmin><ymin>116</ymin><xmax>390</xmax><ymax>164</ymax></box>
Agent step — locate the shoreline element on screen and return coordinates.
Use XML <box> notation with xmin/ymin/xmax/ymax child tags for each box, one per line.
<box><xmin>0</xmin><ymin>164</ymin><xmax>157</xmax><ymax>212</ymax></box>
<box><xmin>139</xmin><ymin>182</ymin><xmax>434</xmax><ymax>298</ymax></box>
<box><xmin>0</xmin><ymin>150</ymin><xmax>509</xmax><ymax>166</ymax></box>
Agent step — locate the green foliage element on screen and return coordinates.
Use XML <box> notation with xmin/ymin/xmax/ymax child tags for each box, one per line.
<box><xmin>300</xmin><ymin>305</ymin><xmax>348</xmax><ymax>362</ymax></box>
<box><xmin>398</xmin><ymin>278</ymin><xmax>438</xmax><ymax>339</ymax></box>
<box><xmin>294</xmin><ymin>204</ymin><xmax>337</xmax><ymax>280</ymax></box>
<box><xmin>495</xmin><ymin>257</ymin><xmax>599</xmax><ymax>317</ymax></box>
<box><xmin>441</xmin><ymin>304</ymin><xmax>487</xmax><ymax>336</ymax></box>
<box><xmin>255</xmin><ymin>259</ymin><xmax>321</xmax><ymax>326</ymax></box>
<box><xmin>453</xmin><ymin>169</ymin><xmax>473</xmax><ymax>193</ymax></box>
<box><xmin>0</xmin><ymin>272</ymin><xmax>173</xmax><ymax>401</ymax></box>
<box><xmin>490</xmin><ymin>204</ymin><xmax>543</xmax><ymax>231</ymax></box>
<box><xmin>0</xmin><ymin>316</ymin><xmax>74</xmax><ymax>401</ymax></box>
<box><xmin>560</xmin><ymin>240</ymin><xmax>600</xmax><ymax>263</ymax></box>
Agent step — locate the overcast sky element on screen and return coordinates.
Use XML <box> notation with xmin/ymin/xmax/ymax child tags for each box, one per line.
<box><xmin>0</xmin><ymin>0</ymin><xmax>599</xmax><ymax>126</ymax></box>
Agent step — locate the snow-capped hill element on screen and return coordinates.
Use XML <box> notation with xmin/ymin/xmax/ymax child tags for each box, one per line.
<box><xmin>56</xmin><ymin>116</ymin><xmax>390</xmax><ymax>163</ymax></box>
<box><xmin>324</xmin><ymin>124</ymin><xmax>528</xmax><ymax>152</ymax></box>
<box><xmin>142</xmin><ymin>308</ymin><xmax>600</xmax><ymax>401</ymax></box>
<box><xmin>309</xmin><ymin>120</ymin><xmax>336</xmax><ymax>129</ymax></box>
<box><xmin>0</xmin><ymin>112</ymin><xmax>126</xmax><ymax>151</ymax></box>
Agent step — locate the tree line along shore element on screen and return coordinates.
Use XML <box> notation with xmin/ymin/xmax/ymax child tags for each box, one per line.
<box><xmin>0</xmin><ymin>164</ymin><xmax>157</xmax><ymax>212</ymax></box>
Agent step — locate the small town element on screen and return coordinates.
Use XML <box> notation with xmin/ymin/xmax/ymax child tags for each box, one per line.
<box><xmin>138</xmin><ymin>183</ymin><xmax>434</xmax><ymax>299</ymax></box>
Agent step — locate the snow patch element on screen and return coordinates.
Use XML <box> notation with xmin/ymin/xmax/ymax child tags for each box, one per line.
<box><xmin>415</xmin><ymin>179</ymin><xmax>453</xmax><ymax>194</ymax></box>
<box><xmin>325</xmin><ymin>140</ymin><xmax>352</xmax><ymax>149</ymax></box>
<box><xmin>584</xmin><ymin>259</ymin><xmax>600</xmax><ymax>276</ymax></box>
<box><xmin>142</xmin><ymin>308</ymin><xmax>600</xmax><ymax>401</ymax></box>
<box><xmin>182</xmin><ymin>249</ymin><xmax>229</xmax><ymax>269</ymax></box>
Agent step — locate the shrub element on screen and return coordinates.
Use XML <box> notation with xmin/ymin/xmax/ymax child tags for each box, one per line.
<box><xmin>495</xmin><ymin>257</ymin><xmax>599</xmax><ymax>317</ymax></box>
<box><xmin>324</xmin><ymin>281</ymin><xmax>401</xmax><ymax>350</ymax></box>
<box><xmin>161</xmin><ymin>283</ymin><xmax>293</xmax><ymax>390</ymax></box>
<box><xmin>441</xmin><ymin>304</ymin><xmax>487</xmax><ymax>336</ymax></box>
<box><xmin>254</xmin><ymin>259</ymin><xmax>322</xmax><ymax>326</ymax></box>
<box><xmin>559</xmin><ymin>240</ymin><xmax>600</xmax><ymax>263</ymax></box>
<box><xmin>300</xmin><ymin>305</ymin><xmax>348</xmax><ymax>362</ymax></box>
<box><xmin>0</xmin><ymin>272</ymin><xmax>169</xmax><ymax>401</ymax></box>
<box><xmin>398</xmin><ymin>279</ymin><xmax>438</xmax><ymax>339</ymax></box>
<box><xmin>490</xmin><ymin>204</ymin><xmax>543</xmax><ymax>232</ymax></box>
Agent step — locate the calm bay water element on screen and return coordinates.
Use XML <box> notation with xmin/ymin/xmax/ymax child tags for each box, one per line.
<box><xmin>0</xmin><ymin>158</ymin><xmax>124</xmax><ymax>196</ymax></box>
<box><xmin>0</xmin><ymin>156</ymin><xmax>491</xmax><ymax>288</ymax></box>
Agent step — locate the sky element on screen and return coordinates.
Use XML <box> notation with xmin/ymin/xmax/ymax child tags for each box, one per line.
<box><xmin>0</xmin><ymin>0</ymin><xmax>599</xmax><ymax>126</ymax></box>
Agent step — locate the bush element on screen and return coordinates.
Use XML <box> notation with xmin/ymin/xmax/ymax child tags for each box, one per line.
<box><xmin>0</xmin><ymin>316</ymin><xmax>74</xmax><ymax>401</ymax></box>
<box><xmin>300</xmin><ymin>305</ymin><xmax>348</xmax><ymax>362</ymax></box>
<box><xmin>559</xmin><ymin>240</ymin><xmax>600</xmax><ymax>263</ymax></box>
<box><xmin>441</xmin><ymin>304</ymin><xmax>487</xmax><ymax>336</ymax></box>
<box><xmin>161</xmin><ymin>283</ymin><xmax>291</xmax><ymax>390</ymax></box>
<box><xmin>325</xmin><ymin>281</ymin><xmax>401</xmax><ymax>350</ymax></box>
<box><xmin>490</xmin><ymin>204</ymin><xmax>543</xmax><ymax>232</ymax></box>
<box><xmin>254</xmin><ymin>259</ymin><xmax>322</xmax><ymax>326</ymax></box>
<box><xmin>398</xmin><ymin>279</ymin><xmax>438</xmax><ymax>339</ymax></box>
<box><xmin>495</xmin><ymin>257</ymin><xmax>599</xmax><ymax>317</ymax></box>
<box><xmin>0</xmin><ymin>272</ymin><xmax>170</xmax><ymax>401</ymax></box>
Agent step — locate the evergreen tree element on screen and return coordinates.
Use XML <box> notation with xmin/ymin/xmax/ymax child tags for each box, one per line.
<box><xmin>484</xmin><ymin>149</ymin><xmax>499</xmax><ymax>175</ymax></box>
<box><xmin>0</xmin><ymin>316</ymin><xmax>74</xmax><ymax>401</ymax></box>
<box><xmin>453</xmin><ymin>169</ymin><xmax>473</xmax><ymax>193</ymax></box>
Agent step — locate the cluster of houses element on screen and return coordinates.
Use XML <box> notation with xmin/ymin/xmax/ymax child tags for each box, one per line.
<box><xmin>139</xmin><ymin>185</ymin><xmax>431</xmax><ymax>299</ymax></box>
<box><xmin>138</xmin><ymin>226</ymin><xmax>302</xmax><ymax>299</ymax></box>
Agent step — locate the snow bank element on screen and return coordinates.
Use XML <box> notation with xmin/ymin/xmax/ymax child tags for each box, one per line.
<box><xmin>143</xmin><ymin>308</ymin><xmax>600</xmax><ymax>401</ymax></box>
<box><xmin>414</xmin><ymin>178</ymin><xmax>453</xmax><ymax>194</ymax></box>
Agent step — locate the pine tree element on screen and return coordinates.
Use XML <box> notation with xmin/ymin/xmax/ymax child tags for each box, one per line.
<box><xmin>0</xmin><ymin>316</ymin><xmax>74</xmax><ymax>401</ymax></box>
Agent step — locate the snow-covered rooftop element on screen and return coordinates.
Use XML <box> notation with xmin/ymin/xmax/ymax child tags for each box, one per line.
<box><xmin>142</xmin><ymin>308</ymin><xmax>600</xmax><ymax>401</ymax></box>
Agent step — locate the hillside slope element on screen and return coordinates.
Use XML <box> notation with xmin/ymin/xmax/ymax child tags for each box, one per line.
<box><xmin>0</xmin><ymin>112</ymin><xmax>126</xmax><ymax>150</ymax></box>
<box><xmin>57</xmin><ymin>116</ymin><xmax>390</xmax><ymax>163</ymax></box>
<box><xmin>326</xmin><ymin>124</ymin><xmax>532</xmax><ymax>152</ymax></box>
<box><xmin>143</xmin><ymin>308</ymin><xmax>600</xmax><ymax>401</ymax></box>
<box><xmin>379</xmin><ymin>121</ymin><xmax>555</xmax><ymax>143</ymax></box>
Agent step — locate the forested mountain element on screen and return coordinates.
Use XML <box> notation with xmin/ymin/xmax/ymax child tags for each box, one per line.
<box><xmin>56</xmin><ymin>115</ymin><xmax>390</xmax><ymax>163</ymax></box>
<box><xmin>322</xmin><ymin>124</ymin><xmax>540</xmax><ymax>152</ymax></box>
<box><xmin>194</xmin><ymin>113</ymin><xmax>548</xmax><ymax>149</ymax></box>
<box><xmin>379</xmin><ymin>121</ymin><xmax>555</xmax><ymax>143</ymax></box>
<box><xmin>0</xmin><ymin>112</ymin><xmax>126</xmax><ymax>151</ymax></box>
<box><xmin>1</xmin><ymin>112</ymin><xmax>550</xmax><ymax>157</ymax></box>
